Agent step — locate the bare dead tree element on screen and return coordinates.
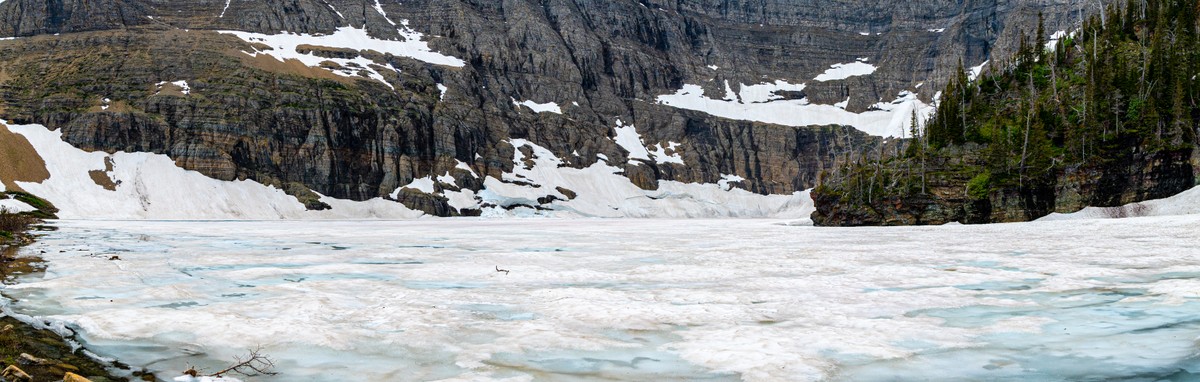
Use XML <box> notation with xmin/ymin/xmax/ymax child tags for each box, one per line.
<box><xmin>185</xmin><ymin>347</ymin><xmax>279</xmax><ymax>379</ymax></box>
<box><xmin>213</xmin><ymin>347</ymin><xmax>279</xmax><ymax>378</ymax></box>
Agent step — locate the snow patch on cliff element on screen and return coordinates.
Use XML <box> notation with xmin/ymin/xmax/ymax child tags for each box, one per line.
<box><xmin>1046</xmin><ymin>30</ymin><xmax>1073</xmax><ymax>50</ymax></box>
<box><xmin>154</xmin><ymin>80</ymin><xmax>191</xmax><ymax>95</ymax></box>
<box><xmin>219</xmin><ymin>25</ymin><xmax>465</xmax><ymax>88</ymax></box>
<box><xmin>656</xmin><ymin>83</ymin><xmax>933</xmax><ymax>138</ymax></box>
<box><xmin>512</xmin><ymin>99</ymin><xmax>562</xmax><ymax>114</ymax></box>
<box><xmin>968</xmin><ymin>61</ymin><xmax>989</xmax><ymax>81</ymax></box>
<box><xmin>611</xmin><ymin>121</ymin><xmax>685</xmax><ymax>165</ymax></box>
<box><xmin>648</xmin><ymin>142</ymin><xmax>684</xmax><ymax>165</ymax></box>
<box><xmin>612</xmin><ymin>121</ymin><xmax>651</xmax><ymax>163</ymax></box>
<box><xmin>324</xmin><ymin>1</ymin><xmax>344</xmax><ymax>19</ymax></box>
<box><xmin>814</xmin><ymin>61</ymin><xmax>877</xmax><ymax>82</ymax></box>
<box><xmin>372</xmin><ymin>0</ymin><xmax>395</xmax><ymax>26</ymax></box>
<box><xmin>737</xmin><ymin>80</ymin><xmax>806</xmax><ymax>103</ymax></box>
<box><xmin>392</xmin><ymin>176</ymin><xmax>436</xmax><ymax>197</ymax></box>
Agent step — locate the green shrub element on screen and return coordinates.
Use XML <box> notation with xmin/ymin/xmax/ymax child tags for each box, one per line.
<box><xmin>0</xmin><ymin>210</ymin><xmax>35</xmax><ymax>233</ymax></box>
<box><xmin>966</xmin><ymin>172</ymin><xmax>992</xmax><ymax>200</ymax></box>
<box><xmin>4</xmin><ymin>191</ymin><xmax>57</xmax><ymax>218</ymax></box>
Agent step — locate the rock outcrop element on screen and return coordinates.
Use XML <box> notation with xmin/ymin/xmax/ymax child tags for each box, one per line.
<box><xmin>812</xmin><ymin>146</ymin><xmax>1195</xmax><ymax>226</ymax></box>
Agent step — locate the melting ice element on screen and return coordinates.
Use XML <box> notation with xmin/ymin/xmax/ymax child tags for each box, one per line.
<box><xmin>4</xmin><ymin>216</ymin><xmax>1200</xmax><ymax>381</ymax></box>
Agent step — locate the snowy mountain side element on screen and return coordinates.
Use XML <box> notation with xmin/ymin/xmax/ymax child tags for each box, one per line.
<box><xmin>0</xmin><ymin>0</ymin><xmax>1107</xmax><ymax>217</ymax></box>
<box><xmin>0</xmin><ymin>121</ymin><xmax>813</xmax><ymax>219</ymax></box>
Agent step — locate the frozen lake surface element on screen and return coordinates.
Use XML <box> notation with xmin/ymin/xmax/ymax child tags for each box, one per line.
<box><xmin>4</xmin><ymin>217</ymin><xmax>1200</xmax><ymax>381</ymax></box>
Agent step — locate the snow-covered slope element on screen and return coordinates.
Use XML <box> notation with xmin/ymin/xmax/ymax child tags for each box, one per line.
<box><xmin>472</xmin><ymin>137</ymin><xmax>813</xmax><ymax>218</ymax></box>
<box><xmin>1038</xmin><ymin>186</ymin><xmax>1200</xmax><ymax>221</ymax></box>
<box><xmin>4</xmin><ymin>122</ymin><xmax>424</xmax><ymax>220</ymax></box>
<box><xmin>0</xmin><ymin>198</ymin><xmax>35</xmax><ymax>213</ymax></box>
<box><xmin>3</xmin><ymin>122</ymin><xmax>813</xmax><ymax>220</ymax></box>
<box><xmin>10</xmin><ymin>118</ymin><xmax>1192</xmax><ymax>222</ymax></box>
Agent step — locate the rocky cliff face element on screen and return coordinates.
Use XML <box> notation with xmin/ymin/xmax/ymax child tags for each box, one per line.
<box><xmin>0</xmin><ymin>0</ymin><xmax>1104</xmax><ymax>216</ymax></box>
<box><xmin>811</xmin><ymin>145</ymin><xmax>1195</xmax><ymax>226</ymax></box>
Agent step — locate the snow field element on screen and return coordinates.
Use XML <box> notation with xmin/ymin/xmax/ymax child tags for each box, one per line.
<box><xmin>4</xmin><ymin>215</ymin><xmax>1200</xmax><ymax>381</ymax></box>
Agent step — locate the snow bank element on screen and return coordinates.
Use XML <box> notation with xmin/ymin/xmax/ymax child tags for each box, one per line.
<box><xmin>4</xmin><ymin>120</ymin><xmax>812</xmax><ymax>220</ymax></box>
<box><xmin>0</xmin><ymin>198</ymin><xmax>35</xmax><ymax>213</ymax></box>
<box><xmin>392</xmin><ymin>176</ymin><xmax>436</xmax><ymax>196</ymax></box>
<box><xmin>474</xmin><ymin>138</ymin><xmax>812</xmax><ymax>218</ymax></box>
<box><xmin>1038</xmin><ymin>186</ymin><xmax>1200</xmax><ymax>221</ymax></box>
<box><xmin>4</xmin><ymin>121</ymin><xmax>422</xmax><ymax>220</ymax></box>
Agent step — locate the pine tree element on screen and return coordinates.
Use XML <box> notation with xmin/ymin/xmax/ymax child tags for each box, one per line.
<box><xmin>1035</xmin><ymin>12</ymin><xmax>1047</xmax><ymax>59</ymax></box>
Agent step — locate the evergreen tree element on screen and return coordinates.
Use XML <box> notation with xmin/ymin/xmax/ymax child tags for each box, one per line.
<box><xmin>817</xmin><ymin>0</ymin><xmax>1200</xmax><ymax>225</ymax></box>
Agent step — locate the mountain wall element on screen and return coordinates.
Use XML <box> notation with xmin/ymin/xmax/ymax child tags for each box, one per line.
<box><xmin>0</xmin><ymin>0</ymin><xmax>1107</xmax><ymax>217</ymax></box>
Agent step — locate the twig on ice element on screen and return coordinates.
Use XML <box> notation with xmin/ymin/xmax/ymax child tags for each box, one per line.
<box><xmin>208</xmin><ymin>346</ymin><xmax>279</xmax><ymax>378</ymax></box>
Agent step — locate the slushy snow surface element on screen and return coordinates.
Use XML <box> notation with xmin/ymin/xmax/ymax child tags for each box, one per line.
<box><xmin>6</xmin><ymin>216</ymin><xmax>1200</xmax><ymax>381</ymax></box>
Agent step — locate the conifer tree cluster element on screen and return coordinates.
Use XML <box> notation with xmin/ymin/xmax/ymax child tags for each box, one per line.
<box><xmin>816</xmin><ymin>0</ymin><xmax>1199</xmax><ymax>224</ymax></box>
<box><xmin>931</xmin><ymin>0</ymin><xmax>1197</xmax><ymax>194</ymax></box>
